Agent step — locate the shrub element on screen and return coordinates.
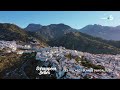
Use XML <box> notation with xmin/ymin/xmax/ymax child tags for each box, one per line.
<box><xmin>64</xmin><ymin>53</ymin><xmax>72</xmax><ymax>60</ymax></box>
<box><xmin>81</xmin><ymin>57</ymin><xmax>105</xmax><ymax>70</ymax></box>
<box><xmin>75</xmin><ymin>56</ymin><xmax>81</xmax><ymax>63</ymax></box>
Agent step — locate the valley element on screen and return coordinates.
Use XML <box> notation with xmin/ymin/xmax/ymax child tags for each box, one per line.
<box><xmin>1</xmin><ymin>23</ymin><xmax>120</xmax><ymax>79</ymax></box>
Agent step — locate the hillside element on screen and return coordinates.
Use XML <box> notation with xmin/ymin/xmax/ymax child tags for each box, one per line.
<box><xmin>81</xmin><ymin>33</ymin><xmax>120</xmax><ymax>49</ymax></box>
<box><xmin>25</xmin><ymin>23</ymin><xmax>77</xmax><ymax>41</ymax></box>
<box><xmin>1</xmin><ymin>23</ymin><xmax>120</xmax><ymax>54</ymax></box>
<box><xmin>25</xmin><ymin>23</ymin><xmax>42</xmax><ymax>32</ymax></box>
<box><xmin>25</xmin><ymin>23</ymin><xmax>120</xmax><ymax>54</ymax></box>
<box><xmin>0</xmin><ymin>23</ymin><xmax>29</xmax><ymax>42</ymax></box>
<box><xmin>0</xmin><ymin>23</ymin><xmax>47</xmax><ymax>46</ymax></box>
<box><xmin>79</xmin><ymin>24</ymin><xmax>120</xmax><ymax>41</ymax></box>
<box><xmin>48</xmin><ymin>32</ymin><xmax>120</xmax><ymax>54</ymax></box>
<box><xmin>1</xmin><ymin>23</ymin><xmax>120</xmax><ymax>79</ymax></box>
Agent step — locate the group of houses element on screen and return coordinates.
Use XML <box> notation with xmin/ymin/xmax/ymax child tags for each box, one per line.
<box><xmin>35</xmin><ymin>46</ymin><xmax>120</xmax><ymax>79</ymax></box>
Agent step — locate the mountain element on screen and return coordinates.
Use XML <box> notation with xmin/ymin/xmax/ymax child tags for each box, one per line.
<box><xmin>33</xmin><ymin>23</ymin><xmax>77</xmax><ymax>41</ymax></box>
<box><xmin>48</xmin><ymin>31</ymin><xmax>120</xmax><ymax>54</ymax></box>
<box><xmin>2</xmin><ymin>23</ymin><xmax>120</xmax><ymax>79</ymax></box>
<box><xmin>25</xmin><ymin>24</ymin><xmax>42</xmax><ymax>32</ymax></box>
<box><xmin>0</xmin><ymin>23</ymin><xmax>47</xmax><ymax>46</ymax></box>
<box><xmin>1</xmin><ymin>23</ymin><xmax>120</xmax><ymax>54</ymax></box>
<box><xmin>0</xmin><ymin>23</ymin><xmax>29</xmax><ymax>42</ymax></box>
<box><xmin>25</xmin><ymin>23</ymin><xmax>120</xmax><ymax>54</ymax></box>
<box><xmin>79</xmin><ymin>24</ymin><xmax>120</xmax><ymax>41</ymax></box>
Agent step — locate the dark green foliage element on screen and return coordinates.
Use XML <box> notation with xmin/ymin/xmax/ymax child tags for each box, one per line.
<box><xmin>48</xmin><ymin>32</ymin><xmax>120</xmax><ymax>54</ymax></box>
<box><xmin>81</xmin><ymin>57</ymin><xmax>105</xmax><ymax>70</ymax></box>
<box><xmin>0</xmin><ymin>23</ymin><xmax>29</xmax><ymax>42</ymax></box>
<box><xmin>1</xmin><ymin>23</ymin><xmax>120</xmax><ymax>55</ymax></box>
<box><xmin>29</xmin><ymin>23</ymin><xmax>77</xmax><ymax>41</ymax></box>
<box><xmin>65</xmin><ymin>53</ymin><xmax>72</xmax><ymax>60</ymax></box>
<box><xmin>83</xmin><ymin>75</ymin><xmax>90</xmax><ymax>79</ymax></box>
<box><xmin>80</xmin><ymin>32</ymin><xmax>120</xmax><ymax>49</ymax></box>
<box><xmin>75</xmin><ymin>56</ymin><xmax>81</xmax><ymax>63</ymax></box>
<box><xmin>0</xmin><ymin>23</ymin><xmax>47</xmax><ymax>47</ymax></box>
<box><xmin>21</xmin><ymin>52</ymin><xmax>37</xmax><ymax>60</ymax></box>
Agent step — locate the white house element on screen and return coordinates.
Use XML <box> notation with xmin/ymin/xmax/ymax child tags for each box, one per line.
<box><xmin>24</xmin><ymin>45</ymin><xmax>31</xmax><ymax>49</ymax></box>
<box><xmin>0</xmin><ymin>40</ymin><xmax>17</xmax><ymax>52</ymax></box>
<box><xmin>36</xmin><ymin>52</ymin><xmax>48</xmax><ymax>61</ymax></box>
<box><xmin>17</xmin><ymin>50</ymin><xmax>24</xmax><ymax>54</ymax></box>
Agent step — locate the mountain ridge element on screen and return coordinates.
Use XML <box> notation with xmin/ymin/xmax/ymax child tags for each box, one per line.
<box><xmin>0</xmin><ymin>23</ymin><xmax>47</xmax><ymax>46</ymax></box>
<box><xmin>48</xmin><ymin>32</ymin><xmax>120</xmax><ymax>54</ymax></box>
<box><xmin>79</xmin><ymin>24</ymin><xmax>120</xmax><ymax>41</ymax></box>
<box><xmin>1</xmin><ymin>23</ymin><xmax>120</xmax><ymax>54</ymax></box>
<box><xmin>25</xmin><ymin>23</ymin><xmax>42</xmax><ymax>32</ymax></box>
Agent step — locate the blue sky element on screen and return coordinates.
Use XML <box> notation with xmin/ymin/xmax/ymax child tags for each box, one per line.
<box><xmin>0</xmin><ymin>11</ymin><xmax>120</xmax><ymax>29</ymax></box>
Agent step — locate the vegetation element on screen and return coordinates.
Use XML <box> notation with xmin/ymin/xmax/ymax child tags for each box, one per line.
<box><xmin>1</xmin><ymin>23</ymin><xmax>120</xmax><ymax>55</ymax></box>
<box><xmin>0</xmin><ymin>53</ymin><xmax>22</xmax><ymax>73</ymax></box>
<box><xmin>48</xmin><ymin>32</ymin><xmax>120</xmax><ymax>54</ymax></box>
<box><xmin>80</xmin><ymin>57</ymin><xmax>105</xmax><ymax>70</ymax></box>
<box><xmin>83</xmin><ymin>75</ymin><xmax>91</xmax><ymax>79</ymax></box>
<box><xmin>0</xmin><ymin>23</ymin><xmax>29</xmax><ymax>42</ymax></box>
<box><xmin>64</xmin><ymin>52</ymin><xmax>105</xmax><ymax>70</ymax></box>
<box><xmin>75</xmin><ymin>56</ymin><xmax>81</xmax><ymax>63</ymax></box>
<box><xmin>80</xmin><ymin>32</ymin><xmax>120</xmax><ymax>49</ymax></box>
<box><xmin>65</xmin><ymin>53</ymin><xmax>72</xmax><ymax>60</ymax></box>
<box><xmin>0</xmin><ymin>23</ymin><xmax>47</xmax><ymax>47</ymax></box>
<box><xmin>0</xmin><ymin>52</ymin><xmax>38</xmax><ymax>79</ymax></box>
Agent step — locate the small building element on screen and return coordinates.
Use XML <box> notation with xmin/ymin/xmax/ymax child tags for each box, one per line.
<box><xmin>17</xmin><ymin>50</ymin><xmax>24</xmax><ymax>54</ymax></box>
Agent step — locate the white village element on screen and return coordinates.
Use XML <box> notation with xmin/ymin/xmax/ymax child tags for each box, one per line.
<box><xmin>1</xmin><ymin>40</ymin><xmax>120</xmax><ymax>79</ymax></box>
